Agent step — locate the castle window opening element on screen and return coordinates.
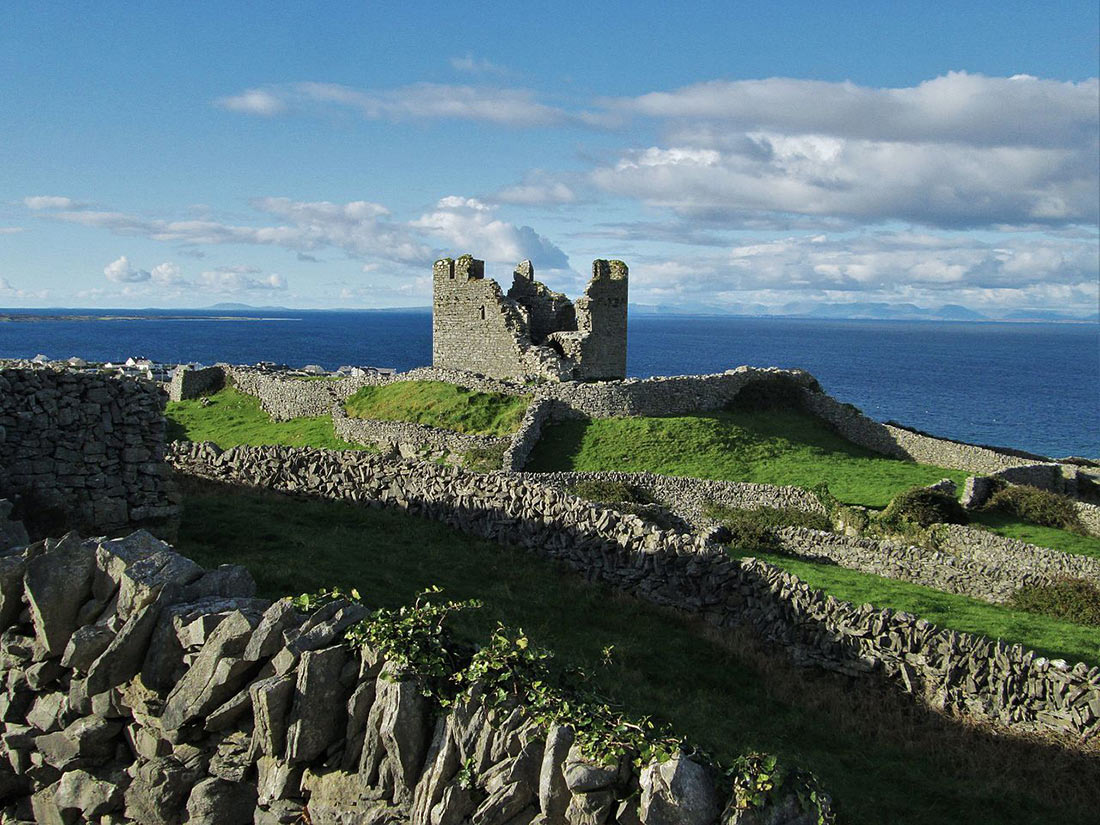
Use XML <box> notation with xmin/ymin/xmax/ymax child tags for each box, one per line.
<box><xmin>479</xmin><ymin>305</ymin><xmax>486</xmax><ymax>320</ymax></box>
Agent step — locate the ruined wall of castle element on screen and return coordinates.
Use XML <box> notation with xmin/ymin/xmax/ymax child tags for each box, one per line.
<box><xmin>432</xmin><ymin>255</ymin><xmax>628</xmax><ymax>382</ymax></box>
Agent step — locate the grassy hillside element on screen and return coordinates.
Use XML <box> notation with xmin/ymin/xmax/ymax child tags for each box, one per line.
<box><xmin>172</xmin><ymin>478</ymin><xmax>1099</xmax><ymax>825</ymax></box>
<box><xmin>525</xmin><ymin>409</ymin><xmax>969</xmax><ymax>507</ymax></box>
<box><xmin>345</xmin><ymin>380</ymin><xmax>530</xmax><ymax>437</ymax></box>
<box><xmin>165</xmin><ymin>386</ymin><xmax>366</xmax><ymax>450</ymax></box>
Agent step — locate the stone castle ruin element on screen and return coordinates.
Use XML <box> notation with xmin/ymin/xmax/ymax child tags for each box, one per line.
<box><xmin>432</xmin><ymin>255</ymin><xmax>628</xmax><ymax>381</ymax></box>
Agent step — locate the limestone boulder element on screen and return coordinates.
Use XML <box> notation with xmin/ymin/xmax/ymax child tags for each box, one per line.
<box><xmin>160</xmin><ymin>609</ymin><xmax>261</xmax><ymax>731</ymax></box>
<box><xmin>638</xmin><ymin>755</ymin><xmax>719</xmax><ymax>825</ymax></box>
<box><xmin>53</xmin><ymin>768</ymin><xmax>126</xmax><ymax>818</ymax></box>
<box><xmin>284</xmin><ymin>644</ymin><xmax>349</xmax><ymax>763</ymax></box>
<box><xmin>185</xmin><ymin>777</ymin><xmax>258</xmax><ymax>825</ymax></box>
<box><xmin>24</xmin><ymin>532</ymin><xmax>96</xmax><ymax>656</ymax></box>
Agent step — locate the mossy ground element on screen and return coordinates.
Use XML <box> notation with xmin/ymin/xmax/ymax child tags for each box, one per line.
<box><xmin>344</xmin><ymin>381</ymin><xmax>530</xmax><ymax>437</ymax></box>
<box><xmin>525</xmin><ymin>409</ymin><xmax>969</xmax><ymax>507</ymax></box>
<box><xmin>172</xmin><ymin>478</ymin><xmax>1100</xmax><ymax>825</ymax></box>
<box><xmin>165</xmin><ymin>386</ymin><xmax>366</xmax><ymax>450</ymax></box>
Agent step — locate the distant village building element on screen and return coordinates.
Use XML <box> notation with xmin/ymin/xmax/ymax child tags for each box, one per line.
<box><xmin>432</xmin><ymin>255</ymin><xmax>628</xmax><ymax>382</ymax></box>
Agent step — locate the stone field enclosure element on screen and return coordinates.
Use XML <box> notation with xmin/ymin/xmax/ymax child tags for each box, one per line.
<box><xmin>1</xmin><ymin>358</ymin><xmax>1099</xmax><ymax>825</ymax></box>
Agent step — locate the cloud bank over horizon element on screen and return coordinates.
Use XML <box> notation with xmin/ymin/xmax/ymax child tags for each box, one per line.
<box><xmin>6</xmin><ymin>70</ymin><xmax>1097</xmax><ymax>317</ymax></box>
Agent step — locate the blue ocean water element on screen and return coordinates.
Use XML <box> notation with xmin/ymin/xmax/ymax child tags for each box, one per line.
<box><xmin>1</xmin><ymin>308</ymin><xmax>1096</xmax><ymax>459</ymax></box>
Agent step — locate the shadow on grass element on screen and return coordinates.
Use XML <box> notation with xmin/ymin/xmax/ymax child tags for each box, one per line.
<box><xmin>173</xmin><ymin>474</ymin><xmax>1100</xmax><ymax>825</ymax></box>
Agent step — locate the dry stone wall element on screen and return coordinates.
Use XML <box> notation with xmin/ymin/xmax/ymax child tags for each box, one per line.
<box><xmin>211</xmin><ymin>362</ymin><xmax>1093</xmax><ymax>503</ymax></box>
<box><xmin>167</xmin><ymin>443</ymin><xmax>1100</xmax><ymax>740</ymax></box>
<box><xmin>0</xmin><ymin>368</ymin><xmax>178</xmax><ymax>535</ymax></box>
<box><xmin>168</xmin><ymin>367</ymin><xmax>225</xmax><ymax>402</ymax></box>
<box><xmin>931</xmin><ymin>524</ymin><xmax>1100</xmax><ymax>589</ymax></box>
<box><xmin>331</xmin><ymin>406</ymin><xmax>508</xmax><ymax>464</ymax></box>
<box><xmin>0</xmin><ymin>523</ymin><xmax>819</xmax><ymax>824</ymax></box>
<box><xmin>800</xmin><ymin>390</ymin><xmax>1076</xmax><ymax>493</ymax></box>
<box><xmin>517</xmin><ymin>470</ymin><xmax>826</xmax><ymax>528</ymax></box>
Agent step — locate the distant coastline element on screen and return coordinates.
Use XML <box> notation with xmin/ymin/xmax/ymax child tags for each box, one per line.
<box><xmin>0</xmin><ymin>313</ymin><xmax>299</xmax><ymax>323</ymax></box>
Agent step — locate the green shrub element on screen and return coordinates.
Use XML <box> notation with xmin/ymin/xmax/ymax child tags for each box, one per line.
<box><xmin>982</xmin><ymin>485</ymin><xmax>1084</xmax><ymax>534</ymax></box>
<box><xmin>880</xmin><ymin>487</ymin><xmax>968</xmax><ymax>529</ymax></box>
<box><xmin>1009</xmin><ymin>578</ymin><xmax>1100</xmax><ymax>626</ymax></box>
<box><xmin>567</xmin><ymin>479</ymin><xmax>653</xmax><ymax>506</ymax></box>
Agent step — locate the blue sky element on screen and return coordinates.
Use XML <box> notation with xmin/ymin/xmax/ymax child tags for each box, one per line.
<box><xmin>1</xmin><ymin>1</ymin><xmax>1097</xmax><ymax>315</ymax></box>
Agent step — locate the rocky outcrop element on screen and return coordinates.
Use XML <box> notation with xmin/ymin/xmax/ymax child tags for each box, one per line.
<box><xmin>0</xmin><ymin>519</ymin><xmax>821</xmax><ymax>824</ymax></box>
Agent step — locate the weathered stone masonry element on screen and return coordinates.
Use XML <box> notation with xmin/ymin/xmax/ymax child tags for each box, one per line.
<box><xmin>0</xmin><ymin>368</ymin><xmax>178</xmax><ymax>535</ymax></box>
<box><xmin>432</xmin><ymin>256</ymin><xmax>628</xmax><ymax>382</ymax></box>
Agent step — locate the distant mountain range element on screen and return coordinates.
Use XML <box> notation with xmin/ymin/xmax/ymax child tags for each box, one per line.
<box><xmin>627</xmin><ymin>302</ymin><xmax>1099</xmax><ymax>322</ymax></box>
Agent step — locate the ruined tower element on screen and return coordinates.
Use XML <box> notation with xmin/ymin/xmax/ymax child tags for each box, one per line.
<box><xmin>431</xmin><ymin>255</ymin><xmax>628</xmax><ymax>382</ymax></box>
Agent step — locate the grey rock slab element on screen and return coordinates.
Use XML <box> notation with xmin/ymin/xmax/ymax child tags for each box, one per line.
<box><xmin>54</xmin><ymin>767</ymin><xmax>126</xmax><ymax>817</ymax></box>
<box><xmin>250</xmin><ymin>675</ymin><xmax>296</xmax><ymax>758</ymax></box>
<box><xmin>431</xmin><ymin>783</ymin><xmax>478</xmax><ymax>825</ymax></box>
<box><xmin>410</xmin><ymin>718</ymin><xmax>457</xmax><ymax>823</ymax></box>
<box><xmin>25</xmin><ymin>531</ymin><xmax>96</xmax><ymax>656</ymax></box>
<box><xmin>473</xmin><ymin>780</ymin><xmax>537</xmax><ymax>825</ymax></box>
<box><xmin>160</xmin><ymin>609</ymin><xmax>261</xmax><ymax>731</ymax></box>
<box><xmin>0</xmin><ymin>554</ymin><xmax>29</xmax><ymax>632</ymax></box>
<box><xmin>142</xmin><ymin>596</ymin><xmax>267</xmax><ymax>691</ymax></box>
<box><xmin>112</xmin><ymin>541</ymin><xmax>204</xmax><ymax>620</ymax></box>
<box><xmin>83</xmin><ymin>593</ymin><xmax>166</xmax><ymax>695</ymax></box>
<box><xmin>209</xmin><ymin>730</ymin><xmax>253</xmax><ymax>783</ymax></box>
<box><xmin>563</xmin><ymin>788</ymin><xmax>615</xmax><ymax>825</ymax></box>
<box><xmin>123</xmin><ymin>749</ymin><xmax>206</xmax><ymax>825</ymax></box>
<box><xmin>205</xmin><ymin>688</ymin><xmax>253</xmax><ymax>732</ymax></box>
<box><xmin>185</xmin><ymin>777</ymin><xmax>258</xmax><ymax>825</ymax></box>
<box><xmin>288</xmin><ymin>600</ymin><xmax>368</xmax><ymax>654</ymax></box>
<box><xmin>35</xmin><ymin>715</ymin><xmax>123</xmax><ymax>768</ymax></box>
<box><xmin>284</xmin><ymin>644</ymin><xmax>348</xmax><ymax>763</ymax></box>
<box><xmin>376</xmin><ymin>672</ymin><xmax>432</xmax><ymax>804</ymax></box>
<box><xmin>26</xmin><ymin>690</ymin><xmax>68</xmax><ymax>732</ymax></box>
<box><xmin>243</xmin><ymin>598</ymin><xmax>303</xmax><ymax>662</ymax></box>
<box><xmin>637</xmin><ymin>755</ymin><xmax>719</xmax><ymax>825</ymax></box>
<box><xmin>536</xmin><ymin>724</ymin><xmax>573</xmax><ymax>822</ymax></box>
<box><xmin>31</xmin><ymin>783</ymin><xmax>77</xmax><ymax>825</ymax></box>
<box><xmin>255</xmin><ymin>755</ymin><xmax>303</xmax><ymax>808</ymax></box>
<box><xmin>60</xmin><ymin>623</ymin><xmax>115</xmax><ymax>672</ymax></box>
<box><xmin>92</xmin><ymin>530</ymin><xmax>173</xmax><ymax>603</ymax></box>
<box><xmin>562</xmin><ymin>745</ymin><xmax>617</xmax><ymax>794</ymax></box>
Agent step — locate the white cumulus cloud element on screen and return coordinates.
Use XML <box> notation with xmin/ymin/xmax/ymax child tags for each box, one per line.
<box><xmin>103</xmin><ymin>255</ymin><xmax>150</xmax><ymax>283</ymax></box>
<box><xmin>412</xmin><ymin>196</ymin><xmax>570</xmax><ymax>269</ymax></box>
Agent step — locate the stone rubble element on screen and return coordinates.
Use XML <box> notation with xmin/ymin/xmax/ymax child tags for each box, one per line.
<box><xmin>0</xmin><ymin>515</ymin><xmax>820</xmax><ymax>825</ymax></box>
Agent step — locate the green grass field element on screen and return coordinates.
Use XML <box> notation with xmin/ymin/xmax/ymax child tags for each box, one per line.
<box><xmin>165</xmin><ymin>386</ymin><xmax>367</xmax><ymax>450</ymax></box>
<box><xmin>525</xmin><ymin>409</ymin><xmax>969</xmax><ymax>507</ymax></box>
<box><xmin>172</xmin><ymin>478</ymin><xmax>1099</xmax><ymax>825</ymax></box>
<box><xmin>969</xmin><ymin>511</ymin><xmax>1100</xmax><ymax>559</ymax></box>
<box><xmin>344</xmin><ymin>381</ymin><xmax>530</xmax><ymax>437</ymax></box>
<box><xmin>725</xmin><ymin>547</ymin><xmax>1099</xmax><ymax>666</ymax></box>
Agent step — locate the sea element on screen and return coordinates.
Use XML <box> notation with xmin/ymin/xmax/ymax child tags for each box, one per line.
<box><xmin>1</xmin><ymin>308</ymin><xmax>1097</xmax><ymax>460</ymax></box>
